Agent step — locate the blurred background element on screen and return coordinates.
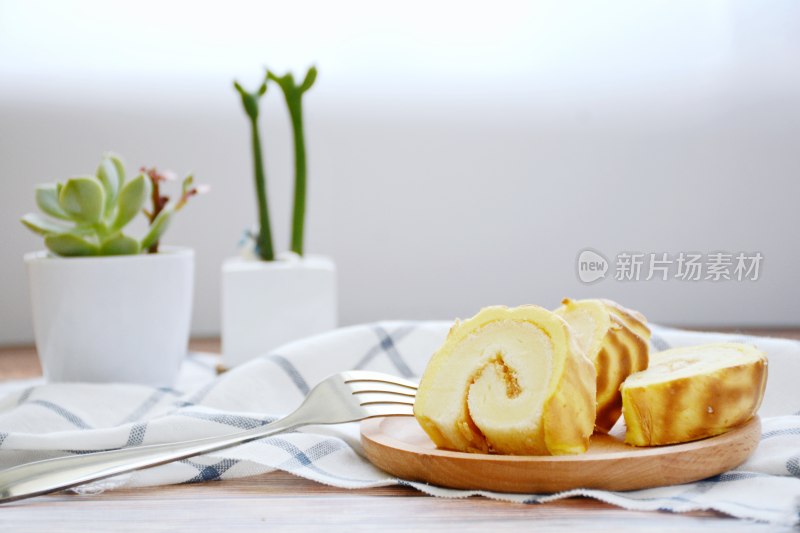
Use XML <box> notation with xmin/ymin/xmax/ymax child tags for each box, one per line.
<box><xmin>1</xmin><ymin>0</ymin><xmax>799</xmax><ymax>345</ymax></box>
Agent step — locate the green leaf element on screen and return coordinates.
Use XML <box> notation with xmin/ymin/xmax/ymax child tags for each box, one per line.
<box><xmin>267</xmin><ymin>70</ymin><xmax>290</xmax><ymax>90</ymax></box>
<box><xmin>44</xmin><ymin>234</ymin><xmax>99</xmax><ymax>257</ymax></box>
<box><xmin>110</xmin><ymin>153</ymin><xmax>126</xmax><ymax>191</ymax></box>
<box><xmin>100</xmin><ymin>234</ymin><xmax>140</xmax><ymax>255</ymax></box>
<box><xmin>58</xmin><ymin>176</ymin><xmax>106</xmax><ymax>224</ymax></box>
<box><xmin>112</xmin><ymin>173</ymin><xmax>150</xmax><ymax>231</ymax></box>
<box><xmin>234</xmin><ymin>80</ymin><xmax>265</xmax><ymax>120</ymax></box>
<box><xmin>268</xmin><ymin>68</ymin><xmax>317</xmax><ymax>94</ymax></box>
<box><xmin>300</xmin><ymin>66</ymin><xmax>317</xmax><ymax>92</ymax></box>
<box><xmin>181</xmin><ymin>174</ymin><xmax>196</xmax><ymax>198</ymax></box>
<box><xmin>96</xmin><ymin>155</ymin><xmax>122</xmax><ymax>215</ymax></box>
<box><xmin>21</xmin><ymin>213</ymin><xmax>75</xmax><ymax>236</ymax></box>
<box><xmin>35</xmin><ymin>183</ymin><xmax>70</xmax><ymax>220</ymax></box>
<box><xmin>140</xmin><ymin>208</ymin><xmax>173</xmax><ymax>251</ymax></box>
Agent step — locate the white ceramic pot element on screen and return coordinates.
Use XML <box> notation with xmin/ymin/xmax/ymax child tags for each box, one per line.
<box><xmin>221</xmin><ymin>253</ymin><xmax>337</xmax><ymax>368</ymax></box>
<box><xmin>25</xmin><ymin>246</ymin><xmax>194</xmax><ymax>386</ymax></box>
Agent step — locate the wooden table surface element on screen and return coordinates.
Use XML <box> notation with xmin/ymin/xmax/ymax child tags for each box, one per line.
<box><xmin>1</xmin><ymin>331</ymin><xmax>798</xmax><ymax>532</ymax></box>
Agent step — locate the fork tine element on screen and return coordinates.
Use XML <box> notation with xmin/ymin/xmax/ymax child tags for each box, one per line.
<box><xmin>357</xmin><ymin>392</ymin><xmax>416</xmax><ymax>406</ymax></box>
<box><xmin>348</xmin><ymin>381</ymin><xmax>416</xmax><ymax>397</ymax></box>
<box><xmin>341</xmin><ymin>370</ymin><xmax>418</xmax><ymax>390</ymax></box>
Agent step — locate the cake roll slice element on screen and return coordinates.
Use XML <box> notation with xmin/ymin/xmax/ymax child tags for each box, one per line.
<box><xmin>621</xmin><ymin>342</ymin><xmax>767</xmax><ymax>446</ymax></box>
<box><xmin>555</xmin><ymin>298</ymin><xmax>650</xmax><ymax>433</ymax></box>
<box><xmin>414</xmin><ymin>305</ymin><xmax>596</xmax><ymax>455</ymax></box>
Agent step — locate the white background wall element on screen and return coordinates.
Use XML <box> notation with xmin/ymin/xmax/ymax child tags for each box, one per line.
<box><xmin>1</xmin><ymin>1</ymin><xmax>799</xmax><ymax>345</ymax></box>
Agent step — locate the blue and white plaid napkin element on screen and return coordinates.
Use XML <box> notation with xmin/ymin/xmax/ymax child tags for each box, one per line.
<box><xmin>0</xmin><ymin>323</ymin><xmax>799</xmax><ymax>526</ymax></box>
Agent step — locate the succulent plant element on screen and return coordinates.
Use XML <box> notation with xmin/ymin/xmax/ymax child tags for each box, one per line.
<box><xmin>234</xmin><ymin>78</ymin><xmax>274</xmax><ymax>261</ymax></box>
<box><xmin>234</xmin><ymin>65</ymin><xmax>317</xmax><ymax>260</ymax></box>
<box><xmin>21</xmin><ymin>154</ymin><xmax>204</xmax><ymax>257</ymax></box>
<box><xmin>268</xmin><ymin>66</ymin><xmax>317</xmax><ymax>256</ymax></box>
<box><xmin>140</xmin><ymin>166</ymin><xmax>206</xmax><ymax>254</ymax></box>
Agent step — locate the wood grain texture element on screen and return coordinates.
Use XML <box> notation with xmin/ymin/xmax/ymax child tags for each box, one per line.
<box><xmin>361</xmin><ymin>416</ymin><xmax>761</xmax><ymax>493</ymax></box>
<box><xmin>3</xmin><ymin>471</ymin><xmax>790</xmax><ymax>533</ymax></box>
<box><xmin>0</xmin><ymin>332</ymin><xmax>798</xmax><ymax>532</ymax></box>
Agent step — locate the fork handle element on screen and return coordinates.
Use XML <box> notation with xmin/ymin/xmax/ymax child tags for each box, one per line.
<box><xmin>0</xmin><ymin>415</ymin><xmax>300</xmax><ymax>504</ymax></box>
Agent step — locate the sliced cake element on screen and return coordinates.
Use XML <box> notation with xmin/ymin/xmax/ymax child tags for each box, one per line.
<box><xmin>621</xmin><ymin>342</ymin><xmax>767</xmax><ymax>446</ymax></box>
<box><xmin>414</xmin><ymin>305</ymin><xmax>596</xmax><ymax>455</ymax></box>
<box><xmin>555</xmin><ymin>298</ymin><xmax>650</xmax><ymax>432</ymax></box>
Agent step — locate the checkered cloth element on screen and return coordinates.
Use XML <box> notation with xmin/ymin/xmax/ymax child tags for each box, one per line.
<box><xmin>1</xmin><ymin>323</ymin><xmax>799</xmax><ymax>526</ymax></box>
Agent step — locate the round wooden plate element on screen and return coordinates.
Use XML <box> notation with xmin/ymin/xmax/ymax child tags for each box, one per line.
<box><xmin>360</xmin><ymin>416</ymin><xmax>761</xmax><ymax>493</ymax></box>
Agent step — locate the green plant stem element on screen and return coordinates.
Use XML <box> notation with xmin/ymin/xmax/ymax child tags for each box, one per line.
<box><xmin>250</xmin><ymin>116</ymin><xmax>275</xmax><ymax>261</ymax></box>
<box><xmin>268</xmin><ymin>67</ymin><xmax>316</xmax><ymax>257</ymax></box>
<box><xmin>288</xmin><ymin>98</ymin><xmax>306</xmax><ymax>256</ymax></box>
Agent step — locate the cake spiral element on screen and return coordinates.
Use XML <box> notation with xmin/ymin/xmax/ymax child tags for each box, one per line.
<box><xmin>414</xmin><ymin>305</ymin><xmax>596</xmax><ymax>455</ymax></box>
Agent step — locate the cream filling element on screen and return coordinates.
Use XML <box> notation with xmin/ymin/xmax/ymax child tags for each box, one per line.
<box><xmin>467</xmin><ymin>323</ymin><xmax>552</xmax><ymax>429</ymax></box>
<box><xmin>418</xmin><ymin>320</ymin><xmax>554</xmax><ymax>448</ymax></box>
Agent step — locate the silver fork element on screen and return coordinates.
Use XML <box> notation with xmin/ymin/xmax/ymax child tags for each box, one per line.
<box><xmin>0</xmin><ymin>370</ymin><xmax>416</xmax><ymax>504</ymax></box>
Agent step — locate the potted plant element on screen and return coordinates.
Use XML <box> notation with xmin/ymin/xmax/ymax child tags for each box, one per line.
<box><xmin>21</xmin><ymin>154</ymin><xmax>205</xmax><ymax>385</ymax></box>
<box><xmin>222</xmin><ymin>66</ymin><xmax>336</xmax><ymax>368</ymax></box>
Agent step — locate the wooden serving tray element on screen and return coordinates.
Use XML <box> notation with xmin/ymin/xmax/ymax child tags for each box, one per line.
<box><xmin>360</xmin><ymin>416</ymin><xmax>761</xmax><ymax>493</ymax></box>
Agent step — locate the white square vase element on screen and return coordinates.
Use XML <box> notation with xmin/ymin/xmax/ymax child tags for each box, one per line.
<box><xmin>221</xmin><ymin>254</ymin><xmax>337</xmax><ymax>368</ymax></box>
